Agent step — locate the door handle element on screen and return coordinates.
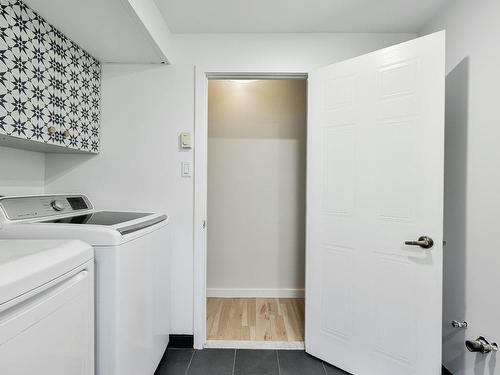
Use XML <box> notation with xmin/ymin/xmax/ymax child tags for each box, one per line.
<box><xmin>405</xmin><ymin>236</ymin><xmax>434</xmax><ymax>249</ymax></box>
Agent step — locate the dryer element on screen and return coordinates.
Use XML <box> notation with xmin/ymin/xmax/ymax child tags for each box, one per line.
<box><xmin>0</xmin><ymin>194</ymin><xmax>171</xmax><ymax>375</ymax></box>
<box><xmin>0</xmin><ymin>239</ymin><xmax>94</xmax><ymax>375</ymax></box>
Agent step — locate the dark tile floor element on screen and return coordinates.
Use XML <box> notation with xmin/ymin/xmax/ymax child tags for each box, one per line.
<box><xmin>155</xmin><ymin>349</ymin><xmax>351</xmax><ymax>375</ymax></box>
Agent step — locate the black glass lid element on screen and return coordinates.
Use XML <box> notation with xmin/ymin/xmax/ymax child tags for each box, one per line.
<box><xmin>41</xmin><ymin>211</ymin><xmax>152</xmax><ymax>226</ymax></box>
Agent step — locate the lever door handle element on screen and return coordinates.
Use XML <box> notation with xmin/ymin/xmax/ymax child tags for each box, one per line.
<box><xmin>405</xmin><ymin>236</ymin><xmax>434</xmax><ymax>249</ymax></box>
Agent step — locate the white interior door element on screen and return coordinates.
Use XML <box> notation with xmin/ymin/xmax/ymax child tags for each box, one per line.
<box><xmin>305</xmin><ymin>31</ymin><xmax>445</xmax><ymax>375</ymax></box>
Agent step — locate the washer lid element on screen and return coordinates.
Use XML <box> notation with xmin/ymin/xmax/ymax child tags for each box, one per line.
<box><xmin>40</xmin><ymin>211</ymin><xmax>153</xmax><ymax>226</ymax></box>
<box><xmin>0</xmin><ymin>240</ymin><xmax>93</xmax><ymax>305</ymax></box>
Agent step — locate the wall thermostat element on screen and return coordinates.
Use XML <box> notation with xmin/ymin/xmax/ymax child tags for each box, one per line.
<box><xmin>180</xmin><ymin>132</ymin><xmax>192</xmax><ymax>149</ymax></box>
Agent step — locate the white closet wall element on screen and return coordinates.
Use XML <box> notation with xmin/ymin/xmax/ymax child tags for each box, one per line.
<box><xmin>207</xmin><ymin>79</ymin><xmax>306</xmax><ymax>297</ymax></box>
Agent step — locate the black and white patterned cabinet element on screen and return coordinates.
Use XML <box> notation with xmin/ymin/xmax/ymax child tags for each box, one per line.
<box><xmin>0</xmin><ymin>0</ymin><xmax>101</xmax><ymax>153</ymax></box>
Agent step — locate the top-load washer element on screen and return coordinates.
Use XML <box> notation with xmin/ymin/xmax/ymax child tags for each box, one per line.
<box><xmin>0</xmin><ymin>194</ymin><xmax>171</xmax><ymax>375</ymax></box>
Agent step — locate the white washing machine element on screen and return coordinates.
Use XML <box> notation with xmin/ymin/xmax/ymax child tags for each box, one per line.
<box><xmin>0</xmin><ymin>239</ymin><xmax>94</xmax><ymax>375</ymax></box>
<box><xmin>0</xmin><ymin>194</ymin><xmax>171</xmax><ymax>375</ymax></box>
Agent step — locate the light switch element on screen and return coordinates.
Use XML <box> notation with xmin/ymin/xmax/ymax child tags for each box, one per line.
<box><xmin>181</xmin><ymin>161</ymin><xmax>192</xmax><ymax>177</ymax></box>
<box><xmin>180</xmin><ymin>132</ymin><xmax>192</xmax><ymax>149</ymax></box>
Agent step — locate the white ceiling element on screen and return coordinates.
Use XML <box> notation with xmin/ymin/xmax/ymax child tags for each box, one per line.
<box><xmin>155</xmin><ymin>0</ymin><xmax>449</xmax><ymax>33</ymax></box>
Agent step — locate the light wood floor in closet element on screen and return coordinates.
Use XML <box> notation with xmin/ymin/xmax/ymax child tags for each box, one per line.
<box><xmin>206</xmin><ymin>297</ymin><xmax>305</xmax><ymax>341</ymax></box>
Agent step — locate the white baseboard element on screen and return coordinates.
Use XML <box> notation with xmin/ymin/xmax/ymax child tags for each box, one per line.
<box><xmin>205</xmin><ymin>340</ymin><xmax>305</xmax><ymax>350</ymax></box>
<box><xmin>206</xmin><ymin>288</ymin><xmax>304</xmax><ymax>298</ymax></box>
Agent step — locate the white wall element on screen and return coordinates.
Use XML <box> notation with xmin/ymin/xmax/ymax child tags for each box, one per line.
<box><xmin>207</xmin><ymin>79</ymin><xmax>306</xmax><ymax>296</ymax></box>
<box><xmin>45</xmin><ymin>63</ymin><xmax>196</xmax><ymax>334</ymax></box>
<box><xmin>44</xmin><ymin>32</ymin><xmax>415</xmax><ymax>334</ymax></box>
<box><xmin>421</xmin><ymin>1</ymin><xmax>500</xmax><ymax>374</ymax></box>
<box><xmin>0</xmin><ymin>146</ymin><xmax>45</xmax><ymax>196</ymax></box>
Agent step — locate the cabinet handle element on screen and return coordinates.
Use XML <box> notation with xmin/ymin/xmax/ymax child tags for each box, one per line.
<box><xmin>63</xmin><ymin>129</ymin><xmax>70</xmax><ymax>138</ymax></box>
<box><xmin>47</xmin><ymin>126</ymin><xmax>56</xmax><ymax>134</ymax></box>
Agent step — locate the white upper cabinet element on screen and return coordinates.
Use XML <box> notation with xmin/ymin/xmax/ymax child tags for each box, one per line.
<box><xmin>1</xmin><ymin>0</ymin><xmax>101</xmax><ymax>154</ymax></box>
<box><xmin>23</xmin><ymin>0</ymin><xmax>174</xmax><ymax>64</ymax></box>
<box><xmin>0</xmin><ymin>0</ymin><xmax>172</xmax><ymax>154</ymax></box>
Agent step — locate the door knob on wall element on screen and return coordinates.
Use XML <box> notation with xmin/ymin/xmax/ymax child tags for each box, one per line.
<box><xmin>405</xmin><ymin>236</ymin><xmax>434</xmax><ymax>249</ymax></box>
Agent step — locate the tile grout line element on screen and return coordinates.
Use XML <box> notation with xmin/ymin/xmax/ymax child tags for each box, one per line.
<box><xmin>232</xmin><ymin>349</ymin><xmax>237</xmax><ymax>375</ymax></box>
<box><xmin>276</xmin><ymin>350</ymin><xmax>281</xmax><ymax>375</ymax></box>
<box><xmin>184</xmin><ymin>349</ymin><xmax>196</xmax><ymax>375</ymax></box>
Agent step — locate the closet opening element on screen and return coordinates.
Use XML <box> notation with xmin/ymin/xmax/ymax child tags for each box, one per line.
<box><xmin>205</xmin><ymin>77</ymin><xmax>307</xmax><ymax>349</ymax></box>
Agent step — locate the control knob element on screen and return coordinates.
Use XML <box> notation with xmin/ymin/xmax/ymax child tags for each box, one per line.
<box><xmin>50</xmin><ymin>200</ymin><xmax>65</xmax><ymax>211</ymax></box>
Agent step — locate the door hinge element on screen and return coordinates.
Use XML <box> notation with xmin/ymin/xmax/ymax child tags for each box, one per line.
<box><xmin>202</xmin><ymin>220</ymin><xmax>206</xmax><ymax>229</ymax></box>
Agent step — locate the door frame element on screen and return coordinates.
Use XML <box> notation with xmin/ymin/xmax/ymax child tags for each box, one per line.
<box><xmin>193</xmin><ymin>67</ymin><xmax>308</xmax><ymax>349</ymax></box>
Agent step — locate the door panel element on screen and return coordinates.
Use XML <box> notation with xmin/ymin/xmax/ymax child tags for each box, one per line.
<box><xmin>306</xmin><ymin>32</ymin><xmax>445</xmax><ymax>375</ymax></box>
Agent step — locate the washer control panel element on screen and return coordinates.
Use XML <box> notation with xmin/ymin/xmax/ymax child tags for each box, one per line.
<box><xmin>0</xmin><ymin>195</ymin><xmax>93</xmax><ymax>221</ymax></box>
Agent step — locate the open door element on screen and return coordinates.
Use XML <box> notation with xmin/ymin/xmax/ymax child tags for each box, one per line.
<box><xmin>305</xmin><ymin>32</ymin><xmax>445</xmax><ymax>375</ymax></box>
